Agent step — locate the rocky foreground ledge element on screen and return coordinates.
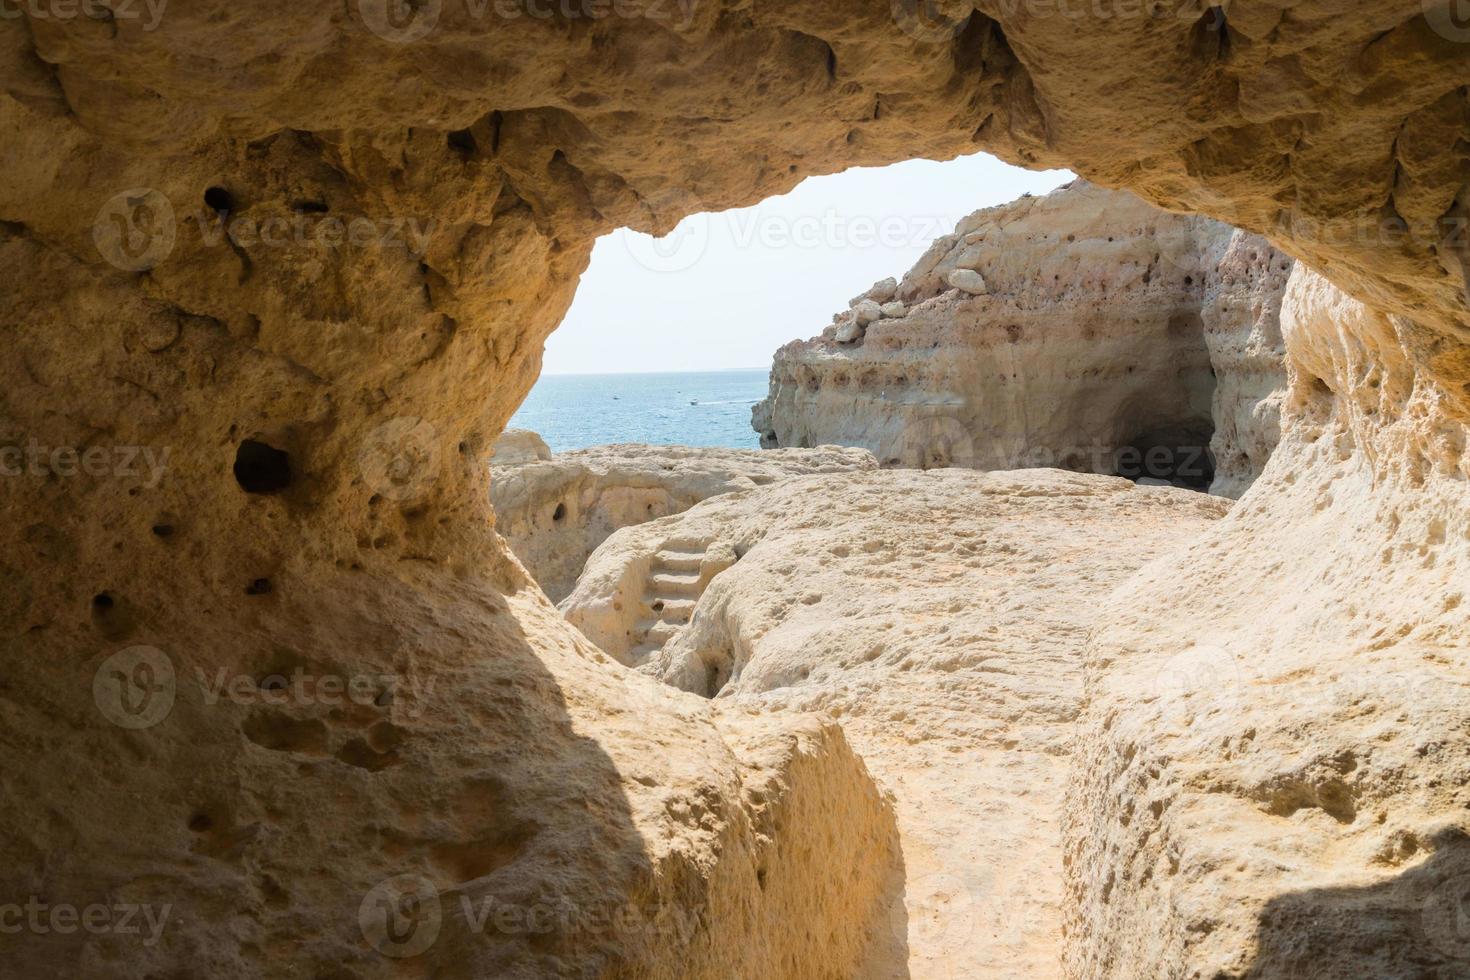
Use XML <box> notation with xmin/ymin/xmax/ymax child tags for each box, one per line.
<box><xmin>562</xmin><ymin>468</ymin><xmax>1231</xmax><ymax>976</ymax></box>
<box><xmin>561</xmin><ymin>267</ymin><xmax>1470</xmax><ymax>978</ymax></box>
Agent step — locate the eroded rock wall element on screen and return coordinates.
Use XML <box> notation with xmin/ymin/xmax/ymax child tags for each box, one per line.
<box><xmin>1063</xmin><ymin>267</ymin><xmax>1470</xmax><ymax>979</ymax></box>
<box><xmin>1200</xmin><ymin>230</ymin><xmax>1295</xmax><ymax>497</ymax></box>
<box><xmin>754</xmin><ymin>181</ymin><xmax>1294</xmax><ymax>494</ymax></box>
<box><xmin>489</xmin><ymin>437</ymin><xmax>875</xmax><ymax>601</ymax></box>
<box><xmin>2</xmin><ymin>1</ymin><xmax>1469</xmax><ymax>977</ymax></box>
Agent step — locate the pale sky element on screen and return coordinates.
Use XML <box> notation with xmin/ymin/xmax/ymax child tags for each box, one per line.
<box><xmin>542</xmin><ymin>153</ymin><xmax>1074</xmax><ymax>375</ymax></box>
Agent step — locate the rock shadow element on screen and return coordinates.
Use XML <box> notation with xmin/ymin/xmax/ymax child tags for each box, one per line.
<box><xmin>1233</xmin><ymin>828</ymin><xmax>1470</xmax><ymax>978</ymax></box>
<box><xmin>856</xmin><ymin>836</ymin><xmax>913</xmax><ymax>979</ymax></box>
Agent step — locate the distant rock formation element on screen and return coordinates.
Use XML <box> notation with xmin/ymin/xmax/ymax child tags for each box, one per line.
<box><xmin>489</xmin><ymin>436</ymin><xmax>875</xmax><ymax>601</ymax></box>
<box><xmin>753</xmin><ymin>181</ymin><xmax>1291</xmax><ymax>496</ymax></box>
<box><xmin>488</xmin><ymin>427</ymin><xmax>553</xmax><ymax>465</ymax></box>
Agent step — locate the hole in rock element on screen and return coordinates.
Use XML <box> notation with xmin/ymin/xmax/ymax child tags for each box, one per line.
<box><xmin>242</xmin><ymin>710</ymin><xmax>329</xmax><ymax>755</ymax></box>
<box><xmin>233</xmin><ymin>440</ymin><xmax>292</xmax><ymax>494</ymax></box>
<box><xmin>704</xmin><ymin>657</ymin><xmax>731</xmax><ymax>698</ymax></box>
<box><xmin>90</xmin><ymin>590</ymin><xmax>135</xmax><ymax>640</ymax></box>
<box><xmin>203</xmin><ymin>186</ymin><xmax>235</xmax><ymax>215</ymax></box>
<box><xmin>151</xmin><ymin>523</ymin><xmax>175</xmax><ymax>538</ymax></box>
<box><xmin>552</xmin><ymin>502</ymin><xmax>566</xmax><ymax>522</ymax></box>
<box><xmin>446</xmin><ymin>128</ymin><xmax>477</xmax><ymax>157</ymax></box>
<box><xmin>245</xmin><ymin>578</ymin><xmax>272</xmax><ymax>596</ymax></box>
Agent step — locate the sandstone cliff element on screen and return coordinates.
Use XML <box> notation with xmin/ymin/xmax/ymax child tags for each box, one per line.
<box><xmin>1200</xmin><ymin>229</ymin><xmax>1295</xmax><ymax>498</ymax></box>
<box><xmin>489</xmin><ymin>434</ymin><xmax>875</xmax><ymax>601</ymax></box>
<box><xmin>570</xmin><ymin>262</ymin><xmax>1470</xmax><ymax>978</ymax></box>
<box><xmin>754</xmin><ymin>181</ymin><xmax>1292</xmax><ymax>495</ymax></box>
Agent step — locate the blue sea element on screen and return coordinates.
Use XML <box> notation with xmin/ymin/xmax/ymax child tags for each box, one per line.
<box><xmin>509</xmin><ymin>369</ymin><xmax>770</xmax><ymax>452</ymax></box>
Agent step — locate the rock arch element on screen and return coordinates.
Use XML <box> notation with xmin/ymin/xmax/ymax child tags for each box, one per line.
<box><xmin>2</xmin><ymin>3</ymin><xmax>1468</xmax><ymax>976</ymax></box>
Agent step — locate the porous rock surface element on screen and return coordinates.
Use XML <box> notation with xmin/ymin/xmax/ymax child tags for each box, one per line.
<box><xmin>3</xmin><ymin>1</ymin><xmax>1470</xmax><ymax>977</ymax></box>
<box><xmin>754</xmin><ymin>180</ymin><xmax>1293</xmax><ymax>495</ymax></box>
<box><xmin>489</xmin><ymin>435</ymin><xmax>875</xmax><ymax>601</ymax></box>
<box><xmin>563</xmin><ymin>468</ymin><xmax>1231</xmax><ymax>976</ymax></box>
<box><xmin>1065</xmin><ymin>267</ymin><xmax>1470</xmax><ymax>979</ymax></box>
<box><xmin>1199</xmin><ymin>229</ymin><xmax>1295</xmax><ymax>498</ymax></box>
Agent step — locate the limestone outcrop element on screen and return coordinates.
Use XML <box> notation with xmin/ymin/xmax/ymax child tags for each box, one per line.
<box><xmin>575</xmin><ymin>262</ymin><xmax>1470</xmax><ymax>976</ymax></box>
<box><xmin>754</xmin><ymin>181</ymin><xmax>1293</xmax><ymax>494</ymax></box>
<box><xmin>4</xmin><ymin>1</ymin><xmax>1470</xmax><ymax>977</ymax></box>
<box><xmin>490</xmin><ymin>436</ymin><xmax>875</xmax><ymax>601</ymax></box>
<box><xmin>562</xmin><ymin>468</ymin><xmax>1231</xmax><ymax>975</ymax></box>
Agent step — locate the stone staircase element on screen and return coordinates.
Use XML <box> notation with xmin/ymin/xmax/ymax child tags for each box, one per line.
<box><xmin>626</xmin><ymin>540</ymin><xmax>721</xmax><ymax>664</ymax></box>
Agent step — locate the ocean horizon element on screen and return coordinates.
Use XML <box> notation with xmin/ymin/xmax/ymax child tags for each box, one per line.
<box><xmin>509</xmin><ymin>368</ymin><xmax>771</xmax><ymax>452</ymax></box>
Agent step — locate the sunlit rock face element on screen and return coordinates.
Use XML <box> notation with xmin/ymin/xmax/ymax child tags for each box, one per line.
<box><xmin>2</xmin><ymin>1</ymin><xmax>1468</xmax><ymax>977</ymax></box>
<box><xmin>753</xmin><ymin>181</ymin><xmax>1295</xmax><ymax>494</ymax></box>
<box><xmin>560</xmin><ymin>468</ymin><xmax>1231</xmax><ymax>976</ymax></box>
<box><xmin>1065</xmin><ymin>268</ymin><xmax>1470</xmax><ymax>979</ymax></box>
<box><xmin>1199</xmin><ymin>228</ymin><xmax>1296</xmax><ymax>498</ymax></box>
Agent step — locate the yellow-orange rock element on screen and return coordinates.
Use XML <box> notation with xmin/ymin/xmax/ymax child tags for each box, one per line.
<box><xmin>1</xmin><ymin>2</ymin><xmax>1468</xmax><ymax>977</ymax></box>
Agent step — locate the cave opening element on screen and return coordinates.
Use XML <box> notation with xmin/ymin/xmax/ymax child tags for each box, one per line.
<box><xmin>1113</xmin><ymin>422</ymin><xmax>1217</xmax><ymax>491</ymax></box>
<box><xmin>7</xmin><ymin>3</ymin><xmax>1463</xmax><ymax>977</ymax></box>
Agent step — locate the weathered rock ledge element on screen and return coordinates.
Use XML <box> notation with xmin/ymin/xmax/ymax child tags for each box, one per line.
<box><xmin>1065</xmin><ymin>268</ymin><xmax>1470</xmax><ymax>980</ymax></box>
<box><xmin>490</xmin><ymin>433</ymin><xmax>875</xmax><ymax>601</ymax></box>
